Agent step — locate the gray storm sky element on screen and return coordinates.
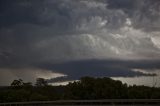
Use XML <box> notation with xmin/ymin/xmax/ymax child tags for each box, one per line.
<box><xmin>0</xmin><ymin>0</ymin><xmax>160</xmax><ymax>86</ymax></box>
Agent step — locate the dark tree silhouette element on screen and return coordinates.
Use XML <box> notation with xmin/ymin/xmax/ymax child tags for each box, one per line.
<box><xmin>35</xmin><ymin>78</ymin><xmax>48</xmax><ymax>86</ymax></box>
<box><xmin>11</xmin><ymin>79</ymin><xmax>23</xmax><ymax>87</ymax></box>
<box><xmin>0</xmin><ymin>76</ymin><xmax>159</xmax><ymax>102</ymax></box>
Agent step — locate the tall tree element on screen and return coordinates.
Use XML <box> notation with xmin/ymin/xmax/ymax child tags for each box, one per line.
<box><xmin>35</xmin><ymin>78</ymin><xmax>48</xmax><ymax>86</ymax></box>
<box><xmin>11</xmin><ymin>79</ymin><xmax>23</xmax><ymax>87</ymax></box>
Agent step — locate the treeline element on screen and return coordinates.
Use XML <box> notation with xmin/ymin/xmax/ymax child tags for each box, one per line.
<box><xmin>0</xmin><ymin>77</ymin><xmax>160</xmax><ymax>102</ymax></box>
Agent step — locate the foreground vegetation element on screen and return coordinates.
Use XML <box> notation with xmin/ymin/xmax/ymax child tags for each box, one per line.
<box><xmin>0</xmin><ymin>77</ymin><xmax>160</xmax><ymax>102</ymax></box>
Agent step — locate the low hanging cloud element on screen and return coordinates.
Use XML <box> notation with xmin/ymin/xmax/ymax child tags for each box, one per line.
<box><xmin>40</xmin><ymin>59</ymin><xmax>159</xmax><ymax>83</ymax></box>
<box><xmin>0</xmin><ymin>0</ymin><xmax>160</xmax><ymax>85</ymax></box>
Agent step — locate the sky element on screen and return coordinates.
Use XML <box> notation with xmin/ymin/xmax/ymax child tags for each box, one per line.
<box><xmin>0</xmin><ymin>0</ymin><xmax>160</xmax><ymax>86</ymax></box>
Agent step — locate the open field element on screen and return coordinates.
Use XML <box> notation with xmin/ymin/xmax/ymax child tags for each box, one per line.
<box><xmin>0</xmin><ymin>99</ymin><xmax>160</xmax><ymax>106</ymax></box>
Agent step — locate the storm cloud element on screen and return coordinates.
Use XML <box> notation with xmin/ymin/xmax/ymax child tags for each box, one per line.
<box><xmin>0</xmin><ymin>0</ymin><xmax>160</xmax><ymax>85</ymax></box>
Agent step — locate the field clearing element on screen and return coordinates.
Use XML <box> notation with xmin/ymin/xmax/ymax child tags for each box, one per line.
<box><xmin>0</xmin><ymin>99</ymin><xmax>160</xmax><ymax>106</ymax></box>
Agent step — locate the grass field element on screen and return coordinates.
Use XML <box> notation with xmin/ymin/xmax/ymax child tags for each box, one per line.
<box><xmin>0</xmin><ymin>99</ymin><xmax>160</xmax><ymax>106</ymax></box>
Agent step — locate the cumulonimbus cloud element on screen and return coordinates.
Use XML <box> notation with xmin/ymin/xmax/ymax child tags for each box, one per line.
<box><xmin>0</xmin><ymin>0</ymin><xmax>160</xmax><ymax>85</ymax></box>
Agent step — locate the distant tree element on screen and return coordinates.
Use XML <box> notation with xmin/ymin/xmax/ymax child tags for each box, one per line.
<box><xmin>11</xmin><ymin>79</ymin><xmax>23</xmax><ymax>87</ymax></box>
<box><xmin>35</xmin><ymin>78</ymin><xmax>48</xmax><ymax>86</ymax></box>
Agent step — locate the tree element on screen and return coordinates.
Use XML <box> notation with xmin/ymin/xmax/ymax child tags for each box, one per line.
<box><xmin>11</xmin><ymin>79</ymin><xmax>23</xmax><ymax>87</ymax></box>
<box><xmin>35</xmin><ymin>78</ymin><xmax>48</xmax><ymax>86</ymax></box>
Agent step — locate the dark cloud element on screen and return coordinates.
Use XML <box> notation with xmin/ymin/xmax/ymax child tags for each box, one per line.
<box><xmin>44</xmin><ymin>59</ymin><xmax>158</xmax><ymax>82</ymax></box>
<box><xmin>107</xmin><ymin>0</ymin><xmax>160</xmax><ymax>31</ymax></box>
<box><xmin>108</xmin><ymin>0</ymin><xmax>160</xmax><ymax>31</ymax></box>
<box><xmin>107</xmin><ymin>0</ymin><xmax>137</xmax><ymax>10</ymax></box>
<box><xmin>1</xmin><ymin>0</ymin><xmax>160</xmax><ymax>30</ymax></box>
